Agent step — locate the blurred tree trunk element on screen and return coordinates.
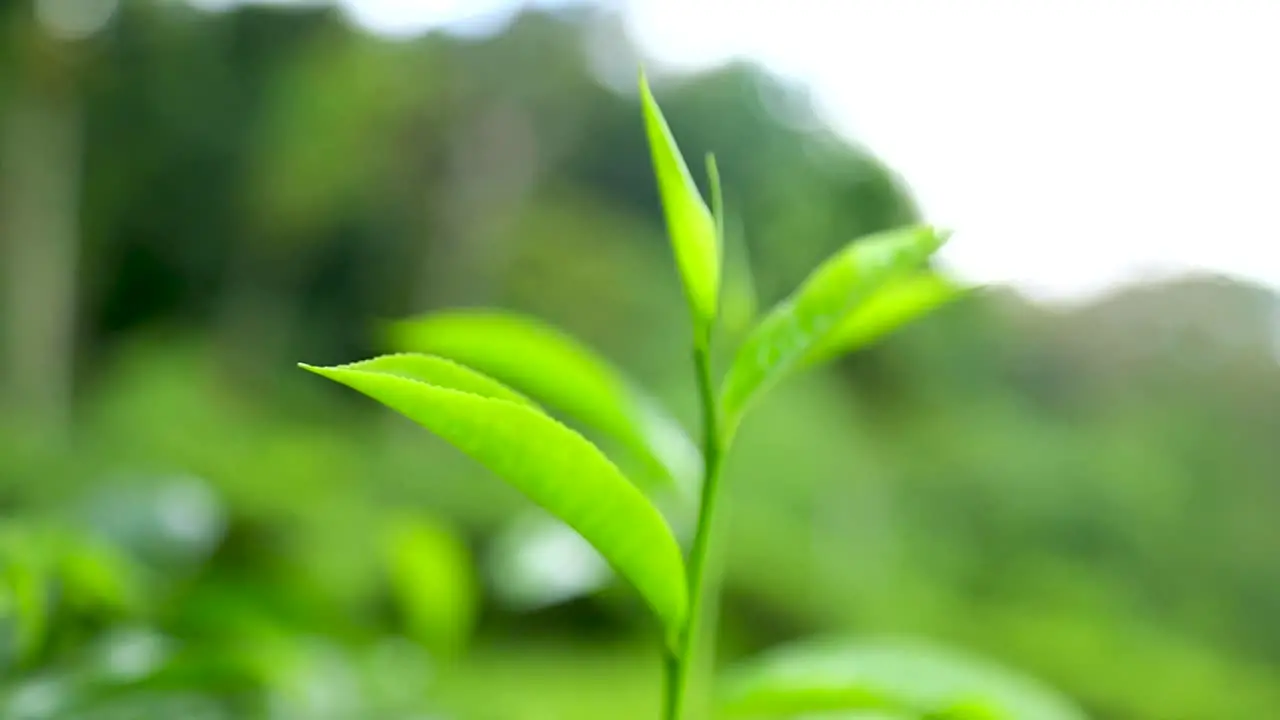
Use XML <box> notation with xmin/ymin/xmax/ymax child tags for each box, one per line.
<box><xmin>0</xmin><ymin>25</ymin><xmax>82</xmax><ymax>436</ymax></box>
<box><xmin>413</xmin><ymin>98</ymin><xmax>541</xmax><ymax>311</ymax></box>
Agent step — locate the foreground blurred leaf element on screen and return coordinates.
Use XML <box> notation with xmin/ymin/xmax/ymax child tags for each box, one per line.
<box><xmin>720</xmin><ymin>226</ymin><xmax>948</xmax><ymax>436</ymax></box>
<box><xmin>300</xmin><ymin>358</ymin><xmax>689</xmax><ymax>646</ymax></box>
<box><xmin>805</xmin><ymin>271</ymin><xmax>967</xmax><ymax>366</ymax></box>
<box><xmin>640</xmin><ymin>71</ymin><xmax>721</xmax><ymax>332</ymax></box>
<box><xmin>719</xmin><ymin>637</ymin><xmax>1088</xmax><ymax>720</ymax></box>
<box><xmin>384</xmin><ymin>515</ymin><xmax>476</xmax><ymax>656</ymax></box>
<box><xmin>386</xmin><ymin>311</ymin><xmax>699</xmax><ymax>496</ymax></box>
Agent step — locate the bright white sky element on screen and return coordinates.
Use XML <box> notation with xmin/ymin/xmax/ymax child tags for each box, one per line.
<box><xmin>187</xmin><ymin>0</ymin><xmax>1280</xmax><ymax>304</ymax></box>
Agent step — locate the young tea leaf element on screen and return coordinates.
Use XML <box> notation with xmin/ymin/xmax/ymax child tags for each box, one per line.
<box><xmin>385</xmin><ymin>311</ymin><xmax>700</xmax><ymax>497</ymax></box>
<box><xmin>804</xmin><ymin>271</ymin><xmax>967</xmax><ymax>367</ymax></box>
<box><xmin>331</xmin><ymin>353</ymin><xmax>537</xmax><ymax>408</ymax></box>
<box><xmin>719</xmin><ymin>637</ymin><xmax>1088</xmax><ymax>720</ymax></box>
<box><xmin>720</xmin><ymin>211</ymin><xmax>759</xmax><ymax>338</ymax></box>
<box><xmin>640</xmin><ymin>71</ymin><xmax>721</xmax><ymax>332</ymax></box>
<box><xmin>300</xmin><ymin>359</ymin><xmax>689</xmax><ymax>646</ymax></box>
<box><xmin>720</xmin><ymin>226</ymin><xmax>948</xmax><ymax>437</ymax></box>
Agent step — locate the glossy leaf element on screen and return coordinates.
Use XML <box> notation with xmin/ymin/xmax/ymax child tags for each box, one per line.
<box><xmin>720</xmin><ymin>226</ymin><xmax>949</xmax><ymax>436</ymax></box>
<box><xmin>805</xmin><ymin>271</ymin><xmax>967</xmax><ymax>367</ymax></box>
<box><xmin>640</xmin><ymin>71</ymin><xmax>721</xmax><ymax>330</ymax></box>
<box><xmin>719</xmin><ymin>637</ymin><xmax>1088</xmax><ymax>720</ymax></box>
<box><xmin>299</xmin><ymin>359</ymin><xmax>688</xmax><ymax>646</ymax></box>
<box><xmin>332</xmin><ymin>353</ymin><xmax>536</xmax><ymax>408</ymax></box>
<box><xmin>385</xmin><ymin>311</ymin><xmax>700</xmax><ymax>497</ymax></box>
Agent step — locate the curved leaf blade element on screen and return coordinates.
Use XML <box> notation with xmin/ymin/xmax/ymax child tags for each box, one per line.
<box><xmin>300</xmin><ymin>360</ymin><xmax>688</xmax><ymax>645</ymax></box>
<box><xmin>385</xmin><ymin>311</ymin><xmax>700</xmax><ymax>496</ymax></box>
<box><xmin>640</xmin><ymin>71</ymin><xmax>721</xmax><ymax>330</ymax></box>
<box><xmin>334</xmin><ymin>353</ymin><xmax>537</xmax><ymax>408</ymax></box>
<box><xmin>804</xmin><ymin>271</ymin><xmax>967</xmax><ymax>367</ymax></box>
<box><xmin>719</xmin><ymin>637</ymin><xmax>1088</xmax><ymax>720</ymax></box>
<box><xmin>720</xmin><ymin>225</ymin><xmax>948</xmax><ymax>436</ymax></box>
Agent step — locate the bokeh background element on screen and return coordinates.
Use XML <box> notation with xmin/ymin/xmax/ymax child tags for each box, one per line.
<box><xmin>3</xmin><ymin>1</ymin><xmax>1279</xmax><ymax>718</ymax></box>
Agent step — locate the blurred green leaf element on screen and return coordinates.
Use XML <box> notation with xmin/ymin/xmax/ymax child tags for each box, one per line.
<box><xmin>55</xmin><ymin>535</ymin><xmax>146</xmax><ymax>617</ymax></box>
<box><xmin>720</xmin><ymin>211</ymin><xmax>759</xmax><ymax>339</ymax></box>
<box><xmin>386</xmin><ymin>311</ymin><xmax>700</xmax><ymax>496</ymax></box>
<box><xmin>0</xmin><ymin>530</ymin><xmax>50</xmax><ymax>666</ymax></box>
<box><xmin>805</xmin><ymin>271</ymin><xmax>967</xmax><ymax>367</ymax></box>
<box><xmin>640</xmin><ymin>71</ymin><xmax>721</xmax><ymax>333</ymax></box>
<box><xmin>300</xmin><ymin>359</ymin><xmax>689</xmax><ymax>646</ymax></box>
<box><xmin>384</xmin><ymin>515</ymin><xmax>476</xmax><ymax>656</ymax></box>
<box><xmin>720</xmin><ymin>226</ymin><xmax>948</xmax><ymax>436</ymax></box>
<box><xmin>719</xmin><ymin>637</ymin><xmax>1088</xmax><ymax>720</ymax></box>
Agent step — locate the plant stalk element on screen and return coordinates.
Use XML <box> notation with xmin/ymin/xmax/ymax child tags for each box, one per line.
<box><xmin>665</xmin><ymin>341</ymin><xmax>726</xmax><ymax>720</ymax></box>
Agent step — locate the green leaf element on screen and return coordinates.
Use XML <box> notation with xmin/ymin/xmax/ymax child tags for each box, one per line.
<box><xmin>385</xmin><ymin>311</ymin><xmax>700</xmax><ymax>497</ymax></box>
<box><xmin>720</xmin><ymin>211</ymin><xmax>759</xmax><ymax>338</ymax></box>
<box><xmin>335</xmin><ymin>353</ymin><xmax>537</xmax><ymax>408</ymax></box>
<box><xmin>706</xmin><ymin>151</ymin><xmax>759</xmax><ymax>339</ymax></box>
<box><xmin>0</xmin><ymin>527</ymin><xmax>50</xmax><ymax>665</ymax></box>
<box><xmin>805</xmin><ymin>271</ymin><xmax>967</xmax><ymax>367</ymax></box>
<box><xmin>384</xmin><ymin>515</ymin><xmax>476</xmax><ymax>656</ymax></box>
<box><xmin>56</xmin><ymin>535</ymin><xmax>146</xmax><ymax>616</ymax></box>
<box><xmin>640</xmin><ymin>71</ymin><xmax>721</xmax><ymax>331</ymax></box>
<box><xmin>719</xmin><ymin>637</ymin><xmax>1088</xmax><ymax>720</ymax></box>
<box><xmin>300</xmin><ymin>358</ymin><xmax>689</xmax><ymax>646</ymax></box>
<box><xmin>720</xmin><ymin>226</ymin><xmax>949</xmax><ymax>436</ymax></box>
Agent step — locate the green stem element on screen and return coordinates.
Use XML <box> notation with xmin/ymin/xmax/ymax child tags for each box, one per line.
<box><xmin>666</xmin><ymin>341</ymin><xmax>726</xmax><ymax>720</ymax></box>
<box><xmin>662</xmin><ymin>649</ymin><xmax>681</xmax><ymax>720</ymax></box>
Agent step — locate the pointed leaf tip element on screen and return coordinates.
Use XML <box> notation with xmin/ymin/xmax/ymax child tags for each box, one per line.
<box><xmin>640</xmin><ymin>72</ymin><xmax>721</xmax><ymax>329</ymax></box>
<box><xmin>385</xmin><ymin>312</ymin><xmax>701</xmax><ymax>495</ymax></box>
<box><xmin>300</xmin><ymin>356</ymin><xmax>690</xmax><ymax>646</ymax></box>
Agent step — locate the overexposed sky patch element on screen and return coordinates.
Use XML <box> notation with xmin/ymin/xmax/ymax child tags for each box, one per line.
<box><xmin>202</xmin><ymin>0</ymin><xmax>1280</xmax><ymax>303</ymax></box>
<box><xmin>623</xmin><ymin>0</ymin><xmax>1280</xmax><ymax>302</ymax></box>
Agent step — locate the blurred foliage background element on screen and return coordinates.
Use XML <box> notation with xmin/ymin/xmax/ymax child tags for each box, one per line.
<box><xmin>2</xmin><ymin>2</ymin><xmax>1279</xmax><ymax>719</ymax></box>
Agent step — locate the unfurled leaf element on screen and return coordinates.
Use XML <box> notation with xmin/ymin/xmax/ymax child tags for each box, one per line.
<box><xmin>805</xmin><ymin>271</ymin><xmax>967</xmax><ymax>366</ymax></box>
<box><xmin>331</xmin><ymin>353</ymin><xmax>536</xmax><ymax>408</ymax></box>
<box><xmin>640</xmin><ymin>71</ymin><xmax>721</xmax><ymax>332</ymax></box>
<box><xmin>719</xmin><ymin>637</ymin><xmax>1088</xmax><ymax>720</ymax></box>
<box><xmin>299</xmin><ymin>359</ymin><xmax>688</xmax><ymax>646</ymax></box>
<box><xmin>720</xmin><ymin>226</ymin><xmax>949</xmax><ymax>436</ymax></box>
<box><xmin>385</xmin><ymin>311</ymin><xmax>700</xmax><ymax>497</ymax></box>
<box><xmin>384</xmin><ymin>515</ymin><xmax>476</xmax><ymax>656</ymax></box>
